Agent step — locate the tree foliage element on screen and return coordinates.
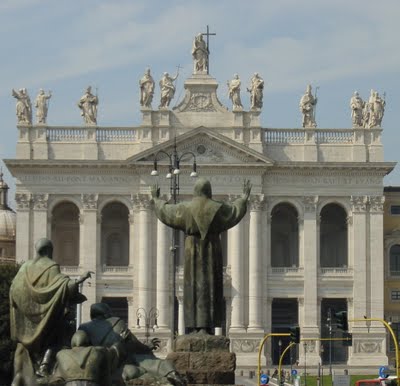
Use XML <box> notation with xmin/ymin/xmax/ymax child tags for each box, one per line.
<box><xmin>0</xmin><ymin>263</ymin><xmax>20</xmax><ymax>384</ymax></box>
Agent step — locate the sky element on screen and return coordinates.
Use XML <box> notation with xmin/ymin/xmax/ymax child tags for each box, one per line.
<box><xmin>0</xmin><ymin>0</ymin><xmax>399</xmax><ymax>208</ymax></box>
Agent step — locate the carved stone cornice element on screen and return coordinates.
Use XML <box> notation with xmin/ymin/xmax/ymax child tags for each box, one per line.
<box><xmin>81</xmin><ymin>194</ymin><xmax>98</xmax><ymax>210</ymax></box>
<box><xmin>351</xmin><ymin>195</ymin><xmax>368</xmax><ymax>212</ymax></box>
<box><xmin>15</xmin><ymin>193</ymin><xmax>31</xmax><ymax>210</ymax></box>
<box><xmin>249</xmin><ymin>194</ymin><xmax>265</xmax><ymax>211</ymax></box>
<box><xmin>32</xmin><ymin>194</ymin><xmax>48</xmax><ymax>210</ymax></box>
<box><xmin>369</xmin><ymin>195</ymin><xmax>385</xmax><ymax>212</ymax></box>
<box><xmin>302</xmin><ymin>196</ymin><xmax>318</xmax><ymax>212</ymax></box>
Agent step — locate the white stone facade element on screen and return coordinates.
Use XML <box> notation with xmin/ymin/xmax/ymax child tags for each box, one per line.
<box><xmin>5</xmin><ymin>72</ymin><xmax>395</xmax><ymax>369</ymax></box>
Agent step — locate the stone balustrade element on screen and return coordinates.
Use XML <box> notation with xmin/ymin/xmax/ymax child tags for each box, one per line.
<box><xmin>16</xmin><ymin>124</ymin><xmax>383</xmax><ymax>163</ymax></box>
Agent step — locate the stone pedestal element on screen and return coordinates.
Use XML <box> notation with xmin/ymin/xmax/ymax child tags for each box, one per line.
<box><xmin>166</xmin><ymin>332</ymin><xmax>236</xmax><ymax>385</ymax></box>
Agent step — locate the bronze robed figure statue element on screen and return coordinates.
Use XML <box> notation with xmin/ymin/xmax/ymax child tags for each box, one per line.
<box><xmin>152</xmin><ymin>178</ymin><xmax>251</xmax><ymax>333</ymax></box>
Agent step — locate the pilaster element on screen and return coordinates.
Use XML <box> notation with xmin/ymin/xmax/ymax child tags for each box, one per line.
<box><xmin>248</xmin><ymin>194</ymin><xmax>265</xmax><ymax>332</ymax></box>
<box><xmin>80</xmin><ymin>193</ymin><xmax>99</xmax><ymax>323</ymax></box>
<box><xmin>301</xmin><ymin>195</ymin><xmax>320</xmax><ymax>366</ymax></box>
<box><xmin>227</xmin><ymin>195</ymin><xmax>246</xmax><ymax>333</ymax></box>
<box><xmin>134</xmin><ymin>194</ymin><xmax>153</xmax><ymax>312</ymax></box>
<box><xmin>156</xmin><ymin>220</ymin><xmax>172</xmax><ymax>331</ymax></box>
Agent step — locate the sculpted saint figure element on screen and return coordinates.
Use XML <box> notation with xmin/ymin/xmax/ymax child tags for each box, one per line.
<box><xmin>78</xmin><ymin>86</ymin><xmax>98</xmax><ymax>125</ymax></box>
<box><xmin>12</xmin><ymin>88</ymin><xmax>32</xmax><ymax>124</ymax></box>
<box><xmin>139</xmin><ymin>68</ymin><xmax>155</xmax><ymax>108</ymax></box>
<box><xmin>248</xmin><ymin>72</ymin><xmax>264</xmax><ymax>110</ymax></box>
<box><xmin>299</xmin><ymin>84</ymin><xmax>317</xmax><ymax>128</ymax></box>
<box><xmin>10</xmin><ymin>238</ymin><xmax>92</xmax><ymax>384</ymax></box>
<box><xmin>366</xmin><ymin>89</ymin><xmax>385</xmax><ymax>128</ymax></box>
<box><xmin>350</xmin><ymin>91</ymin><xmax>364</xmax><ymax>127</ymax></box>
<box><xmin>79</xmin><ymin>303</ymin><xmax>184</xmax><ymax>385</ymax></box>
<box><xmin>53</xmin><ymin>330</ymin><xmax>127</xmax><ymax>386</ymax></box>
<box><xmin>35</xmin><ymin>89</ymin><xmax>52</xmax><ymax>124</ymax></box>
<box><xmin>159</xmin><ymin>71</ymin><xmax>179</xmax><ymax>109</ymax></box>
<box><xmin>192</xmin><ymin>33</ymin><xmax>208</xmax><ymax>73</ymax></box>
<box><xmin>152</xmin><ymin>178</ymin><xmax>251</xmax><ymax>333</ymax></box>
<box><xmin>227</xmin><ymin>74</ymin><xmax>243</xmax><ymax>110</ymax></box>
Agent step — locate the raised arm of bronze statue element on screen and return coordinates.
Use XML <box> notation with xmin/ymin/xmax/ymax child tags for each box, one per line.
<box><xmin>151</xmin><ymin>184</ymin><xmax>161</xmax><ymax>199</ymax></box>
<box><xmin>242</xmin><ymin>179</ymin><xmax>252</xmax><ymax>201</ymax></box>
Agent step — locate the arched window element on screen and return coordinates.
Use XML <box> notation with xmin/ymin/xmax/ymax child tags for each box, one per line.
<box><xmin>390</xmin><ymin>244</ymin><xmax>400</xmax><ymax>276</ymax></box>
<box><xmin>271</xmin><ymin>203</ymin><xmax>299</xmax><ymax>267</ymax></box>
<box><xmin>101</xmin><ymin>202</ymin><xmax>129</xmax><ymax>266</ymax></box>
<box><xmin>320</xmin><ymin>204</ymin><xmax>348</xmax><ymax>267</ymax></box>
<box><xmin>51</xmin><ymin>202</ymin><xmax>80</xmax><ymax>266</ymax></box>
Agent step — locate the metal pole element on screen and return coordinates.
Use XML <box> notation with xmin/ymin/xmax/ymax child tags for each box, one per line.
<box><xmin>304</xmin><ymin>342</ymin><xmax>307</xmax><ymax>386</ymax></box>
<box><xmin>327</xmin><ymin>308</ymin><xmax>332</xmax><ymax>376</ymax></box>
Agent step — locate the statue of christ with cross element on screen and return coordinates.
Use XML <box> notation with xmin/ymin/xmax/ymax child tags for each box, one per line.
<box><xmin>191</xmin><ymin>26</ymin><xmax>216</xmax><ymax>75</ymax></box>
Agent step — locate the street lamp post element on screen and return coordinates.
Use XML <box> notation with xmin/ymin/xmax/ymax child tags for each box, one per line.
<box><xmin>303</xmin><ymin>342</ymin><xmax>308</xmax><ymax>386</ymax></box>
<box><xmin>136</xmin><ymin>307</ymin><xmax>159</xmax><ymax>343</ymax></box>
<box><xmin>327</xmin><ymin>308</ymin><xmax>333</xmax><ymax>376</ymax></box>
<box><xmin>320</xmin><ymin>344</ymin><xmax>324</xmax><ymax>386</ymax></box>
<box><xmin>151</xmin><ymin>138</ymin><xmax>198</xmax><ymax>337</ymax></box>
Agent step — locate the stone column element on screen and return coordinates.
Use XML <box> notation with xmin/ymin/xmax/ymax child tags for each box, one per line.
<box><xmin>348</xmin><ymin>195</ymin><xmax>369</xmax><ymax>365</ymax></box>
<box><xmin>80</xmin><ymin>194</ymin><xmax>99</xmax><ymax>323</ymax></box>
<box><xmin>178</xmin><ymin>295</ymin><xmax>185</xmax><ymax>336</ymax></box>
<box><xmin>248</xmin><ymin>195</ymin><xmax>264</xmax><ymax>332</ymax></box>
<box><xmin>128</xmin><ymin>213</ymin><xmax>135</xmax><ymax>267</ymax></box>
<box><xmin>227</xmin><ymin>195</ymin><xmax>245</xmax><ymax>332</ymax></box>
<box><xmin>32</xmin><ymin>194</ymin><xmax>49</xmax><ymax>251</ymax></box>
<box><xmin>15</xmin><ymin>193</ymin><xmax>32</xmax><ymax>262</ymax></box>
<box><xmin>367</xmin><ymin>196</ymin><xmax>387</xmax><ymax>363</ymax></box>
<box><xmin>300</xmin><ymin>196</ymin><xmax>320</xmax><ymax>366</ymax></box>
<box><xmin>135</xmin><ymin>194</ymin><xmax>153</xmax><ymax>312</ymax></box>
<box><xmin>157</xmin><ymin>219</ymin><xmax>172</xmax><ymax>330</ymax></box>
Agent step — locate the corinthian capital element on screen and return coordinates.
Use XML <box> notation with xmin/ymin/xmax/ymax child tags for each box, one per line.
<box><xmin>81</xmin><ymin>194</ymin><xmax>98</xmax><ymax>210</ymax></box>
<box><xmin>15</xmin><ymin>193</ymin><xmax>31</xmax><ymax>210</ymax></box>
<box><xmin>369</xmin><ymin>195</ymin><xmax>385</xmax><ymax>212</ymax></box>
<box><xmin>32</xmin><ymin>193</ymin><xmax>48</xmax><ymax>210</ymax></box>
<box><xmin>350</xmin><ymin>195</ymin><xmax>368</xmax><ymax>212</ymax></box>
<box><xmin>249</xmin><ymin>194</ymin><xmax>265</xmax><ymax>211</ymax></box>
<box><xmin>133</xmin><ymin>194</ymin><xmax>152</xmax><ymax>210</ymax></box>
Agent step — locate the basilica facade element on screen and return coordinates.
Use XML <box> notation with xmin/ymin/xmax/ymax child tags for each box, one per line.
<box><xmin>5</xmin><ymin>49</ymin><xmax>395</xmax><ymax>370</ymax></box>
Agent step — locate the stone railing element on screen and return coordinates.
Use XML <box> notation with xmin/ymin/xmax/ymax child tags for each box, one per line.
<box><xmin>102</xmin><ymin>265</ymin><xmax>133</xmax><ymax>273</ymax></box>
<box><xmin>60</xmin><ymin>266</ymin><xmax>81</xmax><ymax>274</ymax></box>
<box><xmin>320</xmin><ymin>267</ymin><xmax>353</xmax><ymax>275</ymax></box>
<box><xmin>264</xmin><ymin>128</ymin><xmax>354</xmax><ymax>144</ymax></box>
<box><xmin>265</xmin><ymin>129</ymin><xmax>305</xmax><ymax>143</ymax></box>
<box><xmin>47</xmin><ymin>126</ymin><xmax>137</xmax><ymax>142</ymax></box>
<box><xmin>270</xmin><ymin>266</ymin><xmax>304</xmax><ymax>274</ymax></box>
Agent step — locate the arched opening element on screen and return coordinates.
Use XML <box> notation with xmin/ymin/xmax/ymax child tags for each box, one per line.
<box><xmin>389</xmin><ymin>244</ymin><xmax>400</xmax><ymax>276</ymax></box>
<box><xmin>101</xmin><ymin>202</ymin><xmax>129</xmax><ymax>266</ymax></box>
<box><xmin>271</xmin><ymin>203</ymin><xmax>299</xmax><ymax>267</ymax></box>
<box><xmin>51</xmin><ymin>202</ymin><xmax>80</xmax><ymax>266</ymax></box>
<box><xmin>320</xmin><ymin>204</ymin><xmax>348</xmax><ymax>268</ymax></box>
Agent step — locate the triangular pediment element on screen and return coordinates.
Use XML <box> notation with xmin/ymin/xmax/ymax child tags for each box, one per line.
<box><xmin>127</xmin><ymin>127</ymin><xmax>274</xmax><ymax>166</ymax></box>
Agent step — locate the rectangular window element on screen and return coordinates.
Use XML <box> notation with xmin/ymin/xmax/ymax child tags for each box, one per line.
<box><xmin>391</xmin><ymin>291</ymin><xmax>400</xmax><ymax>301</ymax></box>
<box><xmin>389</xmin><ymin>322</ymin><xmax>400</xmax><ymax>352</ymax></box>
<box><xmin>390</xmin><ymin>205</ymin><xmax>400</xmax><ymax>215</ymax></box>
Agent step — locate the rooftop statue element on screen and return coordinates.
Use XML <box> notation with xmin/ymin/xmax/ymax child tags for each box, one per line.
<box><xmin>10</xmin><ymin>238</ymin><xmax>92</xmax><ymax>385</ymax></box>
<box><xmin>12</xmin><ymin>88</ymin><xmax>32</xmax><ymax>125</ymax></box>
<box><xmin>35</xmin><ymin>89</ymin><xmax>52</xmax><ymax>124</ymax></box>
<box><xmin>159</xmin><ymin>71</ymin><xmax>179</xmax><ymax>109</ymax></box>
<box><xmin>79</xmin><ymin>303</ymin><xmax>185</xmax><ymax>385</ymax></box>
<box><xmin>365</xmin><ymin>89</ymin><xmax>385</xmax><ymax>128</ymax></box>
<box><xmin>350</xmin><ymin>91</ymin><xmax>364</xmax><ymax>128</ymax></box>
<box><xmin>152</xmin><ymin>178</ymin><xmax>251</xmax><ymax>334</ymax></box>
<box><xmin>247</xmin><ymin>72</ymin><xmax>264</xmax><ymax>110</ymax></box>
<box><xmin>192</xmin><ymin>33</ymin><xmax>208</xmax><ymax>74</ymax></box>
<box><xmin>78</xmin><ymin>86</ymin><xmax>98</xmax><ymax>125</ymax></box>
<box><xmin>299</xmin><ymin>84</ymin><xmax>317</xmax><ymax>128</ymax></box>
<box><xmin>139</xmin><ymin>68</ymin><xmax>155</xmax><ymax>108</ymax></box>
<box><xmin>227</xmin><ymin>74</ymin><xmax>243</xmax><ymax>111</ymax></box>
